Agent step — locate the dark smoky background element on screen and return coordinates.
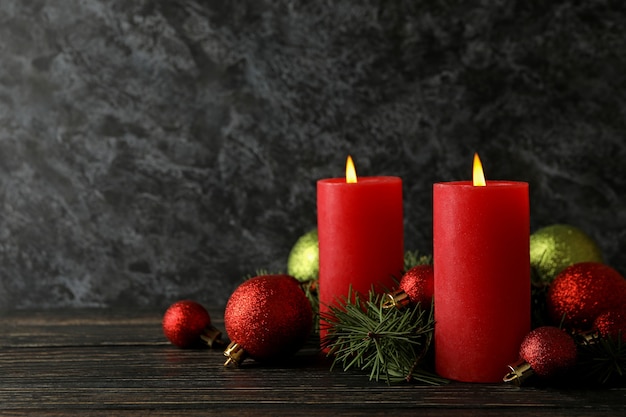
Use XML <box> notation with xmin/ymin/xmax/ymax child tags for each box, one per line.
<box><xmin>0</xmin><ymin>1</ymin><xmax>624</xmax><ymax>309</ymax></box>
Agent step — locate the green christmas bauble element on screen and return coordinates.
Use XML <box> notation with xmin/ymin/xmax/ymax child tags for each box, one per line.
<box><xmin>530</xmin><ymin>224</ymin><xmax>603</xmax><ymax>285</ymax></box>
<box><xmin>287</xmin><ymin>229</ymin><xmax>319</xmax><ymax>282</ymax></box>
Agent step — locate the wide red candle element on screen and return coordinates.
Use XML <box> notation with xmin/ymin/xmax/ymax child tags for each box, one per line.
<box><xmin>433</xmin><ymin>179</ymin><xmax>530</xmax><ymax>383</ymax></box>
<box><xmin>317</xmin><ymin>165</ymin><xmax>404</xmax><ymax>342</ymax></box>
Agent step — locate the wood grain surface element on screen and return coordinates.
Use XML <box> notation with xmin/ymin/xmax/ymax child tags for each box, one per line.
<box><xmin>1</xmin><ymin>309</ymin><xmax>624</xmax><ymax>416</ymax></box>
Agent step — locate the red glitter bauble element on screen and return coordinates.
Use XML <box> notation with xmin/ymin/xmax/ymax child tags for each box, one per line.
<box><xmin>546</xmin><ymin>262</ymin><xmax>626</xmax><ymax>329</ymax></box>
<box><xmin>399</xmin><ymin>264</ymin><xmax>434</xmax><ymax>306</ymax></box>
<box><xmin>594</xmin><ymin>309</ymin><xmax>626</xmax><ymax>343</ymax></box>
<box><xmin>520</xmin><ymin>326</ymin><xmax>577</xmax><ymax>378</ymax></box>
<box><xmin>224</xmin><ymin>274</ymin><xmax>313</xmax><ymax>362</ymax></box>
<box><xmin>163</xmin><ymin>300</ymin><xmax>214</xmax><ymax>348</ymax></box>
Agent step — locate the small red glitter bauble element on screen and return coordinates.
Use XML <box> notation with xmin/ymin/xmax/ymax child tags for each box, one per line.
<box><xmin>547</xmin><ymin>262</ymin><xmax>626</xmax><ymax>329</ymax></box>
<box><xmin>594</xmin><ymin>309</ymin><xmax>626</xmax><ymax>343</ymax></box>
<box><xmin>520</xmin><ymin>326</ymin><xmax>577</xmax><ymax>378</ymax></box>
<box><xmin>163</xmin><ymin>300</ymin><xmax>213</xmax><ymax>348</ymax></box>
<box><xmin>224</xmin><ymin>274</ymin><xmax>313</xmax><ymax>361</ymax></box>
<box><xmin>399</xmin><ymin>264</ymin><xmax>434</xmax><ymax>306</ymax></box>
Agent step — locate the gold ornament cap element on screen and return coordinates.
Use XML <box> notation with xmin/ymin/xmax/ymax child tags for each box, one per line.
<box><xmin>503</xmin><ymin>359</ymin><xmax>534</xmax><ymax>386</ymax></box>
<box><xmin>223</xmin><ymin>341</ymin><xmax>248</xmax><ymax>367</ymax></box>
<box><xmin>199</xmin><ymin>324</ymin><xmax>223</xmax><ymax>348</ymax></box>
<box><xmin>382</xmin><ymin>289</ymin><xmax>411</xmax><ymax>309</ymax></box>
<box><xmin>575</xmin><ymin>329</ymin><xmax>599</xmax><ymax>345</ymax></box>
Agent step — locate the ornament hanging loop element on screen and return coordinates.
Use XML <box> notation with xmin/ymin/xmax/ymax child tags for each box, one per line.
<box><xmin>224</xmin><ymin>342</ymin><xmax>248</xmax><ymax>367</ymax></box>
<box><xmin>575</xmin><ymin>329</ymin><xmax>599</xmax><ymax>345</ymax></box>
<box><xmin>382</xmin><ymin>290</ymin><xmax>410</xmax><ymax>309</ymax></box>
<box><xmin>200</xmin><ymin>325</ymin><xmax>224</xmax><ymax>348</ymax></box>
<box><xmin>503</xmin><ymin>359</ymin><xmax>534</xmax><ymax>386</ymax></box>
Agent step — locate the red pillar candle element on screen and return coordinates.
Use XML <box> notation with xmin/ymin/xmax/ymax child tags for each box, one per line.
<box><xmin>433</xmin><ymin>154</ymin><xmax>530</xmax><ymax>383</ymax></box>
<box><xmin>317</xmin><ymin>156</ymin><xmax>404</xmax><ymax>341</ymax></box>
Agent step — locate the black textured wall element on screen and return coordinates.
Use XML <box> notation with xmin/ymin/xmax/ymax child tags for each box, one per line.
<box><xmin>1</xmin><ymin>1</ymin><xmax>625</xmax><ymax>309</ymax></box>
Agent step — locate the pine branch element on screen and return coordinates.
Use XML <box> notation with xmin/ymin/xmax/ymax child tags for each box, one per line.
<box><xmin>575</xmin><ymin>332</ymin><xmax>626</xmax><ymax>386</ymax></box>
<box><xmin>243</xmin><ymin>269</ymin><xmax>274</xmax><ymax>280</ymax></box>
<box><xmin>321</xmin><ymin>288</ymin><xmax>447</xmax><ymax>385</ymax></box>
<box><xmin>404</xmin><ymin>250</ymin><xmax>432</xmax><ymax>271</ymax></box>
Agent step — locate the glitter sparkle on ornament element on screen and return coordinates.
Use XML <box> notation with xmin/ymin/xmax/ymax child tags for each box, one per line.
<box><xmin>400</xmin><ymin>264</ymin><xmax>434</xmax><ymax>305</ymax></box>
<box><xmin>520</xmin><ymin>326</ymin><xmax>577</xmax><ymax>378</ymax></box>
<box><xmin>224</xmin><ymin>274</ymin><xmax>313</xmax><ymax>364</ymax></box>
<box><xmin>385</xmin><ymin>264</ymin><xmax>435</xmax><ymax>309</ymax></box>
<box><xmin>530</xmin><ymin>224</ymin><xmax>603</xmax><ymax>285</ymax></box>
<box><xmin>287</xmin><ymin>229</ymin><xmax>319</xmax><ymax>282</ymax></box>
<box><xmin>547</xmin><ymin>262</ymin><xmax>626</xmax><ymax>329</ymax></box>
<box><xmin>505</xmin><ymin>326</ymin><xmax>577</xmax><ymax>385</ymax></box>
<box><xmin>594</xmin><ymin>309</ymin><xmax>626</xmax><ymax>343</ymax></box>
<box><xmin>162</xmin><ymin>300</ymin><xmax>221</xmax><ymax>348</ymax></box>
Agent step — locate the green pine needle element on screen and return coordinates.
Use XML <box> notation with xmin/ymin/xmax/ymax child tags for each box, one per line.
<box><xmin>404</xmin><ymin>250</ymin><xmax>432</xmax><ymax>271</ymax></box>
<box><xmin>321</xmin><ymin>288</ymin><xmax>447</xmax><ymax>385</ymax></box>
<box><xmin>576</xmin><ymin>332</ymin><xmax>626</xmax><ymax>386</ymax></box>
<box><xmin>243</xmin><ymin>269</ymin><xmax>275</xmax><ymax>280</ymax></box>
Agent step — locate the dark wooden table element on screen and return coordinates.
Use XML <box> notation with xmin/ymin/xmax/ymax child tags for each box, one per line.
<box><xmin>1</xmin><ymin>308</ymin><xmax>624</xmax><ymax>416</ymax></box>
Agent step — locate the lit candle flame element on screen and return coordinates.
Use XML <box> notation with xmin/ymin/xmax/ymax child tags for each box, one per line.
<box><xmin>346</xmin><ymin>155</ymin><xmax>357</xmax><ymax>183</ymax></box>
<box><xmin>473</xmin><ymin>153</ymin><xmax>486</xmax><ymax>186</ymax></box>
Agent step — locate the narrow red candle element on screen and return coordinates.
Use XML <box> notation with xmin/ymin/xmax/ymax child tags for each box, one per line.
<box><xmin>433</xmin><ymin>154</ymin><xmax>530</xmax><ymax>383</ymax></box>
<box><xmin>317</xmin><ymin>156</ymin><xmax>404</xmax><ymax>341</ymax></box>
